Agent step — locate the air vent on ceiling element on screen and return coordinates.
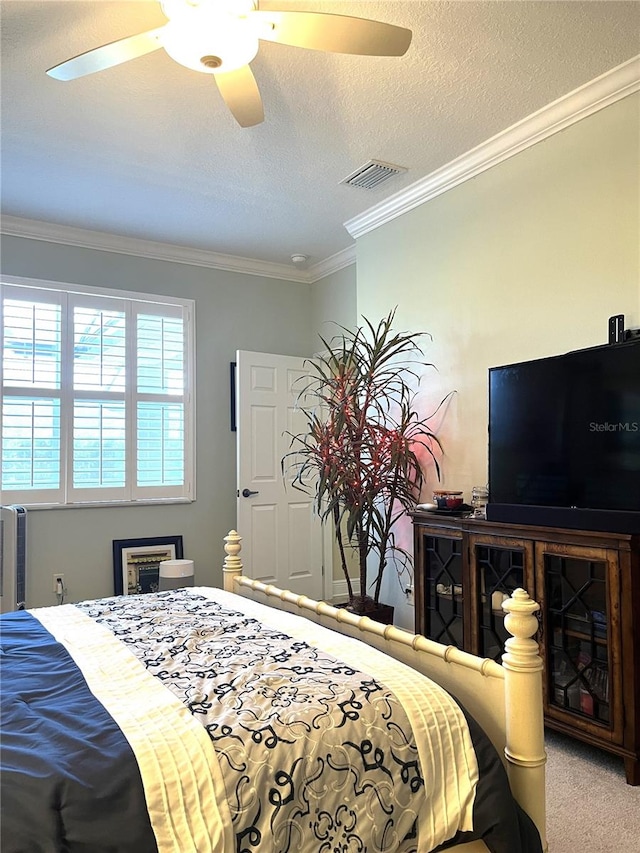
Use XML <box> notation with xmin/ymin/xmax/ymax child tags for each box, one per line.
<box><xmin>340</xmin><ymin>159</ymin><xmax>407</xmax><ymax>190</ymax></box>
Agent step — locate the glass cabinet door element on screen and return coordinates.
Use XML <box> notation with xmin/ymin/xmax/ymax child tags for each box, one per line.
<box><xmin>536</xmin><ymin>542</ymin><xmax>622</xmax><ymax>742</ymax></box>
<box><xmin>469</xmin><ymin>535</ymin><xmax>534</xmax><ymax>660</ymax></box>
<box><xmin>415</xmin><ymin>530</ymin><xmax>466</xmax><ymax>648</ymax></box>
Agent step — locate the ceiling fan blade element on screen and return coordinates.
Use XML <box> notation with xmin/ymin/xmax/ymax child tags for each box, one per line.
<box><xmin>214</xmin><ymin>65</ymin><xmax>264</xmax><ymax>127</ymax></box>
<box><xmin>252</xmin><ymin>10</ymin><xmax>412</xmax><ymax>56</ymax></box>
<box><xmin>46</xmin><ymin>27</ymin><xmax>166</xmax><ymax>81</ymax></box>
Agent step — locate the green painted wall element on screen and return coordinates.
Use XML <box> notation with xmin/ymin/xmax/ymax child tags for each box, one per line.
<box><xmin>355</xmin><ymin>93</ymin><xmax>640</xmax><ymax>626</ymax></box>
<box><xmin>1</xmin><ymin>235</ymin><xmax>327</xmax><ymax>605</ymax></box>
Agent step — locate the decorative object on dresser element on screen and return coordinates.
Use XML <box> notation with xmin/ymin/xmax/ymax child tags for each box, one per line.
<box><xmin>411</xmin><ymin>511</ymin><xmax>640</xmax><ymax>785</ymax></box>
<box><xmin>284</xmin><ymin>309</ymin><xmax>452</xmax><ymax>616</ymax></box>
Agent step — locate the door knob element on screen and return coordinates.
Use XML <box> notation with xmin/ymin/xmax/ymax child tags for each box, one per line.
<box><xmin>242</xmin><ymin>488</ymin><xmax>259</xmax><ymax>498</ymax></box>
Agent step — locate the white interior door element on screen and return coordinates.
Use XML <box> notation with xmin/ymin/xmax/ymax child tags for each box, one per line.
<box><xmin>236</xmin><ymin>350</ymin><xmax>324</xmax><ymax>599</ymax></box>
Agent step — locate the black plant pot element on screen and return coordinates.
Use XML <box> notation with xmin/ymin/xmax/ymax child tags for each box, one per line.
<box><xmin>337</xmin><ymin>599</ymin><xmax>395</xmax><ymax>625</ymax></box>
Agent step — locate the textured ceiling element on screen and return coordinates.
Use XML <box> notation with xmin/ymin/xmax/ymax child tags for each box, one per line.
<box><xmin>1</xmin><ymin>1</ymin><xmax>639</xmax><ymax>270</ymax></box>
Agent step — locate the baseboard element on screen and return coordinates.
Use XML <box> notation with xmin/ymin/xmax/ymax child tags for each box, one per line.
<box><xmin>332</xmin><ymin>577</ymin><xmax>360</xmax><ymax>604</ymax></box>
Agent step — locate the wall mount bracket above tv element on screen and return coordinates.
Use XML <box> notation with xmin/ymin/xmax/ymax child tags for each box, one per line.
<box><xmin>608</xmin><ymin>313</ymin><xmax>625</xmax><ymax>344</ymax></box>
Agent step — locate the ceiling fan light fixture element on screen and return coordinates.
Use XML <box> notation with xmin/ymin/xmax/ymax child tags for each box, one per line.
<box><xmin>45</xmin><ymin>0</ymin><xmax>411</xmax><ymax>128</ymax></box>
<box><xmin>161</xmin><ymin>5</ymin><xmax>259</xmax><ymax>74</ymax></box>
<box><xmin>160</xmin><ymin>0</ymin><xmax>256</xmax><ymax>24</ymax></box>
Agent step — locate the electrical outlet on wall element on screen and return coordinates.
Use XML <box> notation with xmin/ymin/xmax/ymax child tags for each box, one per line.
<box><xmin>404</xmin><ymin>585</ymin><xmax>414</xmax><ymax>606</ymax></box>
<box><xmin>53</xmin><ymin>573</ymin><xmax>64</xmax><ymax>593</ymax></box>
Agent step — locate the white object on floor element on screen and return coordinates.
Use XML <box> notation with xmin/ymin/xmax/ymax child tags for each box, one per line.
<box><xmin>159</xmin><ymin>559</ymin><xmax>195</xmax><ymax>591</ymax></box>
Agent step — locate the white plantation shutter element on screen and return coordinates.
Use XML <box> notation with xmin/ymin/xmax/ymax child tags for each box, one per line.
<box><xmin>1</xmin><ymin>279</ymin><xmax>194</xmax><ymax>507</ymax></box>
<box><xmin>1</xmin><ymin>288</ymin><xmax>65</xmax><ymax>503</ymax></box>
<box><xmin>1</xmin><ymin>397</ymin><xmax>62</xmax><ymax>497</ymax></box>
<box><xmin>132</xmin><ymin>304</ymin><xmax>187</xmax><ymax>500</ymax></box>
<box><xmin>67</xmin><ymin>293</ymin><xmax>128</xmax><ymax>502</ymax></box>
<box><xmin>3</xmin><ymin>294</ymin><xmax>62</xmax><ymax>389</ymax></box>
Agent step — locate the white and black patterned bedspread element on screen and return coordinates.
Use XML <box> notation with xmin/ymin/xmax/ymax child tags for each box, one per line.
<box><xmin>81</xmin><ymin>588</ymin><xmax>436</xmax><ymax>852</ymax></box>
<box><xmin>0</xmin><ymin>588</ymin><xmax>542</xmax><ymax>853</ymax></box>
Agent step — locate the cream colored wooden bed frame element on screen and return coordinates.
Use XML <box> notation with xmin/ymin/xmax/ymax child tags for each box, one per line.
<box><xmin>222</xmin><ymin>530</ymin><xmax>547</xmax><ymax>853</ymax></box>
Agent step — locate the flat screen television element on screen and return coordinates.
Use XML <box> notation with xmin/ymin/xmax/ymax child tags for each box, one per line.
<box><xmin>486</xmin><ymin>338</ymin><xmax>640</xmax><ymax>533</ymax></box>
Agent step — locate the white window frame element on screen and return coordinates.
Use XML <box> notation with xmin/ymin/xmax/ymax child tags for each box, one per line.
<box><xmin>0</xmin><ymin>275</ymin><xmax>195</xmax><ymax>508</ymax></box>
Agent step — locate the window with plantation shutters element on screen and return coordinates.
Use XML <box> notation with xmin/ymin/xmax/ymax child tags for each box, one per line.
<box><xmin>1</xmin><ymin>278</ymin><xmax>194</xmax><ymax>507</ymax></box>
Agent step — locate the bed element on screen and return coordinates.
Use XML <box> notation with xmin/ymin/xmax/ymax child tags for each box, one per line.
<box><xmin>0</xmin><ymin>529</ymin><xmax>547</xmax><ymax>853</ymax></box>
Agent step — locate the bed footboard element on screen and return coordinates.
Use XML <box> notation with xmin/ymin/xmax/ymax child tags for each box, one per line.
<box><xmin>222</xmin><ymin>529</ymin><xmax>547</xmax><ymax>852</ymax></box>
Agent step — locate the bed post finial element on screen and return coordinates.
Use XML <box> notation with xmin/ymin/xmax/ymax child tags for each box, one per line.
<box><xmin>501</xmin><ymin>588</ymin><xmax>547</xmax><ymax>851</ymax></box>
<box><xmin>223</xmin><ymin>530</ymin><xmax>243</xmax><ymax>592</ymax></box>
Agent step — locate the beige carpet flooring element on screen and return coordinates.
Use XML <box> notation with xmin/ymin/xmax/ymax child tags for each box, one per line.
<box><xmin>544</xmin><ymin>729</ymin><xmax>640</xmax><ymax>852</ymax></box>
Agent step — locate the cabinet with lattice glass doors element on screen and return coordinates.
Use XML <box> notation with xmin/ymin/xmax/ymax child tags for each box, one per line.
<box><xmin>412</xmin><ymin>521</ymin><xmax>536</xmax><ymax>660</ymax></box>
<box><xmin>535</xmin><ymin>542</ymin><xmax>622</xmax><ymax>743</ymax></box>
<box><xmin>411</xmin><ymin>512</ymin><xmax>640</xmax><ymax>785</ymax></box>
<box><xmin>412</xmin><ymin>525</ymin><xmax>467</xmax><ymax>647</ymax></box>
<box><xmin>468</xmin><ymin>533</ymin><xmax>535</xmax><ymax>660</ymax></box>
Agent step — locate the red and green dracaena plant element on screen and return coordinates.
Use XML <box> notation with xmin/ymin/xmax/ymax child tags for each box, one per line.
<box><xmin>284</xmin><ymin>310</ymin><xmax>450</xmax><ymax>612</ymax></box>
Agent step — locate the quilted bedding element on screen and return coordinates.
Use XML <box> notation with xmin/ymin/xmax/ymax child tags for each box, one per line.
<box><xmin>0</xmin><ymin>588</ymin><xmax>542</xmax><ymax>853</ymax></box>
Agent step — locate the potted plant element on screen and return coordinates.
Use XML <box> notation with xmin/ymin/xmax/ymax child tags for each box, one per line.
<box><xmin>284</xmin><ymin>309</ymin><xmax>449</xmax><ymax>619</ymax></box>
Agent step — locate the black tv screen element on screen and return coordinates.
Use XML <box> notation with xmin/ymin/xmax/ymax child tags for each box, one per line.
<box><xmin>487</xmin><ymin>339</ymin><xmax>640</xmax><ymax>532</ymax></box>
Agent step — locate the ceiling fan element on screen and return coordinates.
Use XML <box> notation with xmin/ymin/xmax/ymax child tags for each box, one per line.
<box><xmin>46</xmin><ymin>0</ymin><xmax>412</xmax><ymax>128</ymax></box>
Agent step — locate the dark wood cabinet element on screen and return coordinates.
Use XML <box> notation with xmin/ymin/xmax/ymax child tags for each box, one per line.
<box><xmin>412</xmin><ymin>512</ymin><xmax>640</xmax><ymax>785</ymax></box>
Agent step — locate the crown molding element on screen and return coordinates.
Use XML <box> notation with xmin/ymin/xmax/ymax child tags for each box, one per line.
<box><xmin>0</xmin><ymin>215</ymin><xmax>314</xmax><ymax>283</ymax></box>
<box><xmin>0</xmin><ymin>214</ymin><xmax>356</xmax><ymax>284</ymax></box>
<box><xmin>308</xmin><ymin>244</ymin><xmax>356</xmax><ymax>282</ymax></box>
<box><xmin>345</xmin><ymin>55</ymin><xmax>640</xmax><ymax>240</ymax></box>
